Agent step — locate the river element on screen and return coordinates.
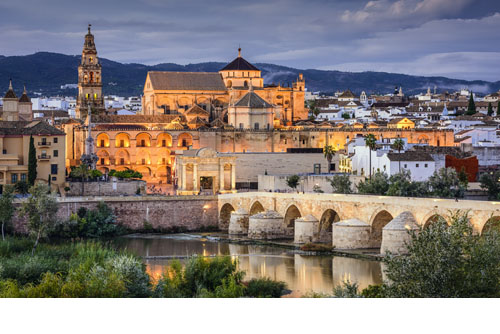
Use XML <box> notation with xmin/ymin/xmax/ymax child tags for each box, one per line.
<box><xmin>115</xmin><ymin>234</ymin><xmax>383</xmax><ymax>296</ymax></box>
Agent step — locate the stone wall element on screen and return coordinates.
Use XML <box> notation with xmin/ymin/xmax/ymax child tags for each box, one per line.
<box><xmin>13</xmin><ymin>195</ymin><xmax>218</xmax><ymax>233</ymax></box>
<box><xmin>258</xmin><ymin>174</ymin><xmax>364</xmax><ymax>193</ymax></box>
<box><xmin>66</xmin><ymin>179</ymin><xmax>147</xmax><ymax>197</ymax></box>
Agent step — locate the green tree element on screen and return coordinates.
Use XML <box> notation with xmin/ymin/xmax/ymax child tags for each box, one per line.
<box><xmin>386</xmin><ymin>170</ymin><xmax>429</xmax><ymax>197</ymax></box>
<box><xmin>357</xmin><ymin>171</ymin><xmax>389</xmax><ymax>195</ymax></box>
<box><xmin>0</xmin><ymin>185</ymin><xmax>15</xmax><ymax>241</ymax></box>
<box><xmin>383</xmin><ymin>211</ymin><xmax>500</xmax><ymax>297</ymax></box>
<box><xmin>364</xmin><ymin>134</ymin><xmax>377</xmax><ymax>178</ymax></box>
<box><xmin>428</xmin><ymin>167</ymin><xmax>466</xmax><ymax>198</ymax></box>
<box><xmin>27</xmin><ymin>135</ymin><xmax>37</xmax><ymax>186</ymax></box>
<box><xmin>479</xmin><ymin>171</ymin><xmax>500</xmax><ymax>201</ymax></box>
<box><xmin>70</xmin><ymin>164</ymin><xmax>91</xmax><ymax>195</ymax></box>
<box><xmin>466</xmin><ymin>93</ymin><xmax>476</xmax><ymax>115</ymax></box>
<box><xmin>286</xmin><ymin>175</ymin><xmax>301</xmax><ymax>191</ymax></box>
<box><xmin>323</xmin><ymin>145</ymin><xmax>336</xmax><ymax>173</ymax></box>
<box><xmin>487</xmin><ymin>102</ymin><xmax>494</xmax><ymax>116</ymax></box>
<box><xmin>14</xmin><ymin>181</ymin><xmax>29</xmax><ymax>195</ymax></box>
<box><xmin>341</xmin><ymin>112</ymin><xmax>350</xmax><ymax>120</ymax></box>
<box><xmin>20</xmin><ymin>184</ymin><xmax>58</xmax><ymax>255</ymax></box>
<box><xmin>391</xmin><ymin>138</ymin><xmax>405</xmax><ymax>173</ymax></box>
<box><xmin>458</xmin><ymin>166</ymin><xmax>469</xmax><ymax>190</ymax></box>
<box><xmin>330</xmin><ymin>174</ymin><xmax>352</xmax><ymax>194</ymax></box>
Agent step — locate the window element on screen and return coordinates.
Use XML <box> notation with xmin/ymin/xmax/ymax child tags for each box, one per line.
<box><xmin>42</xmin><ymin>138</ymin><xmax>47</xmax><ymax>144</ymax></box>
<box><xmin>330</xmin><ymin>163</ymin><xmax>336</xmax><ymax>171</ymax></box>
<box><xmin>162</xmin><ymin>139</ymin><xmax>166</xmax><ymax>147</ymax></box>
<box><xmin>53</xmin><ymin>150</ymin><xmax>58</xmax><ymax>157</ymax></box>
<box><xmin>239</xmin><ymin>123</ymin><xmax>243</xmax><ymax>129</ymax></box>
<box><xmin>100</xmin><ymin>140</ymin><xmax>104</xmax><ymax>147</ymax></box>
<box><xmin>162</xmin><ymin>158</ymin><xmax>166</xmax><ymax>165</ymax></box>
<box><xmin>52</xmin><ymin>176</ymin><xmax>57</xmax><ymax>181</ymax></box>
<box><xmin>11</xmin><ymin>174</ymin><xmax>17</xmax><ymax>183</ymax></box>
<box><xmin>2</xmin><ymin>149</ymin><xmax>6</xmax><ymax>154</ymax></box>
<box><xmin>21</xmin><ymin>174</ymin><xmax>26</xmax><ymax>182</ymax></box>
<box><xmin>100</xmin><ymin>158</ymin><xmax>105</xmax><ymax>165</ymax></box>
<box><xmin>140</xmin><ymin>139</ymin><xmax>145</xmax><ymax>147</ymax></box>
<box><xmin>142</xmin><ymin>158</ymin><xmax>146</xmax><ymax>165</ymax></box>
<box><xmin>120</xmin><ymin>140</ymin><xmax>124</xmax><ymax>147</ymax></box>
<box><xmin>182</xmin><ymin>139</ymin><xmax>187</xmax><ymax>147</ymax></box>
<box><xmin>254</xmin><ymin>123</ymin><xmax>259</xmax><ymax>130</ymax></box>
<box><xmin>404</xmin><ymin>164</ymin><xmax>407</xmax><ymax>168</ymax></box>
<box><xmin>120</xmin><ymin>158</ymin><xmax>125</xmax><ymax>165</ymax></box>
<box><xmin>416</xmin><ymin>164</ymin><xmax>419</xmax><ymax>168</ymax></box>
<box><xmin>51</xmin><ymin>164</ymin><xmax>58</xmax><ymax>174</ymax></box>
<box><xmin>54</xmin><ymin>138</ymin><xmax>58</xmax><ymax>144</ymax></box>
<box><xmin>425</xmin><ymin>163</ymin><xmax>428</xmax><ymax>168</ymax></box>
<box><xmin>41</xmin><ymin>150</ymin><xmax>47</xmax><ymax>158</ymax></box>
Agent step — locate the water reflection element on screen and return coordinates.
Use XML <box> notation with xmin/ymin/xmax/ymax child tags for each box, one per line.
<box><xmin>115</xmin><ymin>235</ymin><xmax>383</xmax><ymax>295</ymax></box>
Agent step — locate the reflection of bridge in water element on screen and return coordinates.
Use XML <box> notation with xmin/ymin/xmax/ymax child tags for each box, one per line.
<box><xmin>219</xmin><ymin>192</ymin><xmax>500</xmax><ymax>253</ymax></box>
<box><xmin>117</xmin><ymin>236</ymin><xmax>383</xmax><ymax>295</ymax></box>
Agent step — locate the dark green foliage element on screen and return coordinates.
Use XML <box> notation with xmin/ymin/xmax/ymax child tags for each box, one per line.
<box><xmin>383</xmin><ymin>212</ymin><xmax>500</xmax><ymax>297</ymax></box>
<box><xmin>330</xmin><ymin>174</ymin><xmax>352</xmax><ymax>194</ymax></box>
<box><xmin>458</xmin><ymin>166</ymin><xmax>469</xmax><ymax>189</ymax></box>
<box><xmin>50</xmin><ymin>202</ymin><xmax>127</xmax><ymax>239</ymax></box>
<box><xmin>27</xmin><ymin>135</ymin><xmax>37</xmax><ymax>186</ymax></box>
<box><xmin>497</xmin><ymin>101</ymin><xmax>500</xmax><ymax>116</ymax></box>
<box><xmin>386</xmin><ymin>170</ymin><xmax>429</xmax><ymax>197</ymax></box>
<box><xmin>332</xmin><ymin>281</ymin><xmax>361</xmax><ymax>298</ymax></box>
<box><xmin>341</xmin><ymin>112</ymin><xmax>350</xmax><ymax>119</ymax></box>
<box><xmin>360</xmin><ymin>285</ymin><xmax>384</xmax><ymax>298</ymax></box>
<box><xmin>0</xmin><ymin>185</ymin><xmax>15</xmax><ymax>240</ymax></box>
<box><xmin>286</xmin><ymin>175</ymin><xmax>300</xmax><ymax>190</ymax></box>
<box><xmin>357</xmin><ymin>172</ymin><xmax>389</xmax><ymax>195</ymax></box>
<box><xmin>109</xmin><ymin>169</ymin><xmax>143</xmax><ymax>179</ymax></box>
<box><xmin>466</xmin><ymin>93</ymin><xmax>476</xmax><ymax>115</ymax></box>
<box><xmin>14</xmin><ymin>181</ymin><xmax>29</xmax><ymax>195</ymax></box>
<box><xmin>245</xmin><ymin>278</ymin><xmax>287</xmax><ymax>298</ymax></box>
<box><xmin>428</xmin><ymin>167</ymin><xmax>466</xmax><ymax>198</ymax></box>
<box><xmin>479</xmin><ymin>171</ymin><xmax>500</xmax><ymax>200</ymax></box>
<box><xmin>488</xmin><ymin>102</ymin><xmax>494</xmax><ymax>116</ymax></box>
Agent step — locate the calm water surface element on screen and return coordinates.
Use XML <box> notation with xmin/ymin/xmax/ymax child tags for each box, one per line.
<box><xmin>115</xmin><ymin>234</ymin><xmax>383</xmax><ymax>296</ymax></box>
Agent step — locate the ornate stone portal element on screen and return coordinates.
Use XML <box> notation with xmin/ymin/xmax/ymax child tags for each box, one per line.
<box><xmin>176</xmin><ymin>147</ymin><xmax>236</xmax><ymax>195</ymax></box>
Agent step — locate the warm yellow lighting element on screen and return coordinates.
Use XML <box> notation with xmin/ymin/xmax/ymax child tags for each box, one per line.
<box><xmin>203</xmin><ymin>204</ymin><xmax>210</xmax><ymax>209</ymax></box>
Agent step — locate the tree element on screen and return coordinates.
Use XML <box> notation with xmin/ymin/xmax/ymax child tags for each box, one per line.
<box><xmin>341</xmin><ymin>112</ymin><xmax>350</xmax><ymax>120</ymax></box>
<box><xmin>364</xmin><ymin>134</ymin><xmax>377</xmax><ymax>179</ymax></box>
<box><xmin>286</xmin><ymin>175</ymin><xmax>300</xmax><ymax>191</ymax></box>
<box><xmin>391</xmin><ymin>138</ymin><xmax>405</xmax><ymax>173</ymax></box>
<box><xmin>466</xmin><ymin>93</ymin><xmax>476</xmax><ymax>115</ymax></box>
<box><xmin>70</xmin><ymin>164</ymin><xmax>91</xmax><ymax>195</ymax></box>
<box><xmin>479</xmin><ymin>171</ymin><xmax>500</xmax><ymax>201</ymax></box>
<box><xmin>14</xmin><ymin>181</ymin><xmax>29</xmax><ymax>195</ymax></box>
<box><xmin>383</xmin><ymin>211</ymin><xmax>500</xmax><ymax>297</ymax></box>
<box><xmin>386</xmin><ymin>170</ymin><xmax>429</xmax><ymax>197</ymax></box>
<box><xmin>323</xmin><ymin>145</ymin><xmax>335</xmax><ymax>173</ymax></box>
<box><xmin>428</xmin><ymin>167</ymin><xmax>466</xmax><ymax>198</ymax></box>
<box><xmin>27</xmin><ymin>135</ymin><xmax>37</xmax><ymax>186</ymax></box>
<box><xmin>0</xmin><ymin>185</ymin><xmax>15</xmax><ymax>241</ymax></box>
<box><xmin>487</xmin><ymin>102</ymin><xmax>494</xmax><ymax>116</ymax></box>
<box><xmin>20</xmin><ymin>184</ymin><xmax>58</xmax><ymax>255</ymax></box>
<box><xmin>458</xmin><ymin>166</ymin><xmax>469</xmax><ymax>190</ymax></box>
<box><xmin>330</xmin><ymin>174</ymin><xmax>352</xmax><ymax>194</ymax></box>
<box><xmin>357</xmin><ymin>172</ymin><xmax>389</xmax><ymax>195</ymax></box>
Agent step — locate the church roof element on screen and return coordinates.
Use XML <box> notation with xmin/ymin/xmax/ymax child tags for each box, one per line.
<box><xmin>234</xmin><ymin>91</ymin><xmax>273</xmax><ymax>108</ymax></box>
<box><xmin>19</xmin><ymin>87</ymin><xmax>30</xmax><ymax>103</ymax></box>
<box><xmin>220</xmin><ymin>49</ymin><xmax>259</xmax><ymax>71</ymax></box>
<box><xmin>148</xmin><ymin>72</ymin><xmax>227</xmax><ymax>91</ymax></box>
<box><xmin>92</xmin><ymin>114</ymin><xmax>186</xmax><ymax>124</ymax></box>
<box><xmin>185</xmin><ymin>105</ymin><xmax>210</xmax><ymax>116</ymax></box>
<box><xmin>339</xmin><ymin>89</ymin><xmax>355</xmax><ymax>98</ymax></box>
<box><xmin>4</xmin><ymin>80</ymin><xmax>16</xmax><ymax>99</ymax></box>
<box><xmin>210</xmin><ymin>118</ymin><xmax>226</xmax><ymax>128</ymax></box>
<box><xmin>0</xmin><ymin>121</ymin><xmax>65</xmax><ymax>136</ymax></box>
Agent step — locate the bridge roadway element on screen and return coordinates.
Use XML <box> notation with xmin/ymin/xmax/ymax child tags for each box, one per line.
<box><xmin>218</xmin><ymin>192</ymin><xmax>500</xmax><ymax>249</ymax></box>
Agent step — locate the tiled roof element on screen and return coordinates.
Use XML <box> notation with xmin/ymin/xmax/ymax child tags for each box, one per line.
<box><xmin>185</xmin><ymin>105</ymin><xmax>210</xmax><ymax>116</ymax></box>
<box><xmin>4</xmin><ymin>89</ymin><xmax>16</xmax><ymax>99</ymax></box>
<box><xmin>0</xmin><ymin>121</ymin><xmax>65</xmax><ymax>136</ymax></box>
<box><xmin>93</xmin><ymin>114</ymin><xmax>186</xmax><ymax>124</ymax></box>
<box><xmin>148</xmin><ymin>72</ymin><xmax>227</xmax><ymax>91</ymax></box>
<box><xmin>220</xmin><ymin>56</ymin><xmax>259</xmax><ymax>71</ymax></box>
<box><xmin>387</xmin><ymin>151</ymin><xmax>434</xmax><ymax>162</ymax></box>
<box><xmin>234</xmin><ymin>91</ymin><xmax>273</xmax><ymax>108</ymax></box>
<box><xmin>339</xmin><ymin>90</ymin><xmax>355</xmax><ymax>98</ymax></box>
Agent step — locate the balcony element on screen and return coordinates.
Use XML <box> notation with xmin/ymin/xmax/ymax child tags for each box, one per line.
<box><xmin>38</xmin><ymin>141</ymin><xmax>51</xmax><ymax>147</ymax></box>
<box><xmin>38</xmin><ymin>155</ymin><xmax>51</xmax><ymax>160</ymax></box>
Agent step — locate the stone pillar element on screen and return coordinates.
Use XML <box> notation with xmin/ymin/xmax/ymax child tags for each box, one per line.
<box><xmin>231</xmin><ymin>164</ymin><xmax>236</xmax><ymax>190</ymax></box>
<box><xmin>193</xmin><ymin>163</ymin><xmax>198</xmax><ymax>192</ymax></box>
<box><xmin>219</xmin><ymin>163</ymin><xmax>225</xmax><ymax>191</ymax></box>
<box><xmin>181</xmin><ymin>163</ymin><xmax>186</xmax><ymax>190</ymax></box>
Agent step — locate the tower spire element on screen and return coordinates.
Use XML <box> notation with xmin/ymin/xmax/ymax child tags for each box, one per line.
<box><xmin>238</xmin><ymin>47</ymin><xmax>241</xmax><ymax>58</ymax></box>
<box><xmin>9</xmin><ymin>79</ymin><xmax>12</xmax><ymax>91</ymax></box>
<box><xmin>88</xmin><ymin>23</ymin><xmax>91</xmax><ymax>34</ymax></box>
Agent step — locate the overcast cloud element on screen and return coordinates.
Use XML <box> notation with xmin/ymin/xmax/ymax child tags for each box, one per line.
<box><xmin>0</xmin><ymin>0</ymin><xmax>499</xmax><ymax>81</ymax></box>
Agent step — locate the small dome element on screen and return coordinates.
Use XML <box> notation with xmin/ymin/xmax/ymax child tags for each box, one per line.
<box><xmin>250</xmin><ymin>210</ymin><xmax>283</xmax><ymax>219</ymax></box>
<box><xmin>296</xmin><ymin>214</ymin><xmax>318</xmax><ymax>223</ymax></box>
<box><xmin>334</xmin><ymin>218</ymin><xmax>369</xmax><ymax>227</ymax></box>
<box><xmin>383</xmin><ymin>211</ymin><xmax>419</xmax><ymax>231</ymax></box>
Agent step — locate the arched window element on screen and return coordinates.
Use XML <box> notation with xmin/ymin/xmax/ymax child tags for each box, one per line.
<box><xmin>90</xmin><ymin>72</ymin><xmax>94</xmax><ymax>83</ymax></box>
<box><xmin>244</xmin><ymin>81</ymin><xmax>248</xmax><ymax>88</ymax></box>
<box><xmin>89</xmin><ymin>57</ymin><xmax>93</xmax><ymax>64</ymax></box>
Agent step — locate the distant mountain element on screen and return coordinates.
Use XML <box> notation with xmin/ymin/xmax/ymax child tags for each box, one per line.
<box><xmin>0</xmin><ymin>52</ymin><xmax>499</xmax><ymax>97</ymax></box>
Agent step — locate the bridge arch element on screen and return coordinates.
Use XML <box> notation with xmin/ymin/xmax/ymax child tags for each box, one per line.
<box><xmin>422</xmin><ymin>213</ymin><xmax>447</xmax><ymax>229</ymax></box>
<box><xmin>318</xmin><ymin>209</ymin><xmax>340</xmax><ymax>243</ymax></box>
<box><xmin>481</xmin><ymin>216</ymin><xmax>500</xmax><ymax>235</ymax></box>
<box><xmin>219</xmin><ymin>203</ymin><xmax>235</xmax><ymax>230</ymax></box>
<box><xmin>284</xmin><ymin>204</ymin><xmax>302</xmax><ymax>237</ymax></box>
<box><xmin>249</xmin><ymin>201</ymin><xmax>265</xmax><ymax>216</ymax></box>
<box><xmin>370</xmin><ymin>210</ymin><xmax>394</xmax><ymax>248</ymax></box>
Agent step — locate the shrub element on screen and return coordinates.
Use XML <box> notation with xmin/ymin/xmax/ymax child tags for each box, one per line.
<box><xmin>245</xmin><ymin>278</ymin><xmax>287</xmax><ymax>298</ymax></box>
<box><xmin>330</xmin><ymin>174</ymin><xmax>352</xmax><ymax>194</ymax></box>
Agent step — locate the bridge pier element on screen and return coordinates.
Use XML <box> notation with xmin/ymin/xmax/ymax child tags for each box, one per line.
<box><xmin>294</xmin><ymin>215</ymin><xmax>319</xmax><ymax>243</ymax></box>
<box><xmin>248</xmin><ymin>210</ymin><xmax>285</xmax><ymax>239</ymax></box>
<box><xmin>228</xmin><ymin>209</ymin><xmax>249</xmax><ymax>235</ymax></box>
<box><xmin>332</xmin><ymin>219</ymin><xmax>372</xmax><ymax>249</ymax></box>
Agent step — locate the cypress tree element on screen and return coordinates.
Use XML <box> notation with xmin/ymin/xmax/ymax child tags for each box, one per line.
<box><xmin>487</xmin><ymin>102</ymin><xmax>493</xmax><ymax>116</ymax></box>
<box><xmin>28</xmin><ymin>135</ymin><xmax>37</xmax><ymax>186</ymax></box>
<box><xmin>466</xmin><ymin>93</ymin><xmax>476</xmax><ymax>115</ymax></box>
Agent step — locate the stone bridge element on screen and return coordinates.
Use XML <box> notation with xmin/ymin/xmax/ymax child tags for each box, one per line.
<box><xmin>218</xmin><ymin>192</ymin><xmax>500</xmax><ymax>253</ymax></box>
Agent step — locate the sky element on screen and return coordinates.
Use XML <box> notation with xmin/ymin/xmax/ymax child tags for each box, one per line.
<box><xmin>1</xmin><ymin>0</ymin><xmax>500</xmax><ymax>81</ymax></box>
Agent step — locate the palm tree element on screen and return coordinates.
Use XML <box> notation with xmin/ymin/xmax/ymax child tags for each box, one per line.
<box><xmin>392</xmin><ymin>138</ymin><xmax>405</xmax><ymax>173</ymax></box>
<box><xmin>323</xmin><ymin>145</ymin><xmax>335</xmax><ymax>173</ymax></box>
<box><xmin>364</xmin><ymin>134</ymin><xmax>377</xmax><ymax>179</ymax></box>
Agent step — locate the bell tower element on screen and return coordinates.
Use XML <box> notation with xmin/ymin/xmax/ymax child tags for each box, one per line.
<box><xmin>75</xmin><ymin>24</ymin><xmax>105</xmax><ymax>119</ymax></box>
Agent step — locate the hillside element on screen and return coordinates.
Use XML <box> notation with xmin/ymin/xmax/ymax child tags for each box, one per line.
<box><xmin>0</xmin><ymin>52</ymin><xmax>499</xmax><ymax>97</ymax></box>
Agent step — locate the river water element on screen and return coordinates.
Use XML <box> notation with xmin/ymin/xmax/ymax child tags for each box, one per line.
<box><xmin>115</xmin><ymin>234</ymin><xmax>383</xmax><ymax>296</ymax></box>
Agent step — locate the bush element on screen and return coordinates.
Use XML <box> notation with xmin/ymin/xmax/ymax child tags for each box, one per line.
<box><xmin>357</xmin><ymin>172</ymin><xmax>389</xmax><ymax>195</ymax></box>
<box><xmin>14</xmin><ymin>181</ymin><xmax>29</xmax><ymax>195</ymax></box>
<box><xmin>330</xmin><ymin>174</ymin><xmax>352</xmax><ymax>194</ymax></box>
<box><xmin>109</xmin><ymin>169</ymin><xmax>143</xmax><ymax>179</ymax></box>
<box><xmin>245</xmin><ymin>278</ymin><xmax>287</xmax><ymax>298</ymax></box>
